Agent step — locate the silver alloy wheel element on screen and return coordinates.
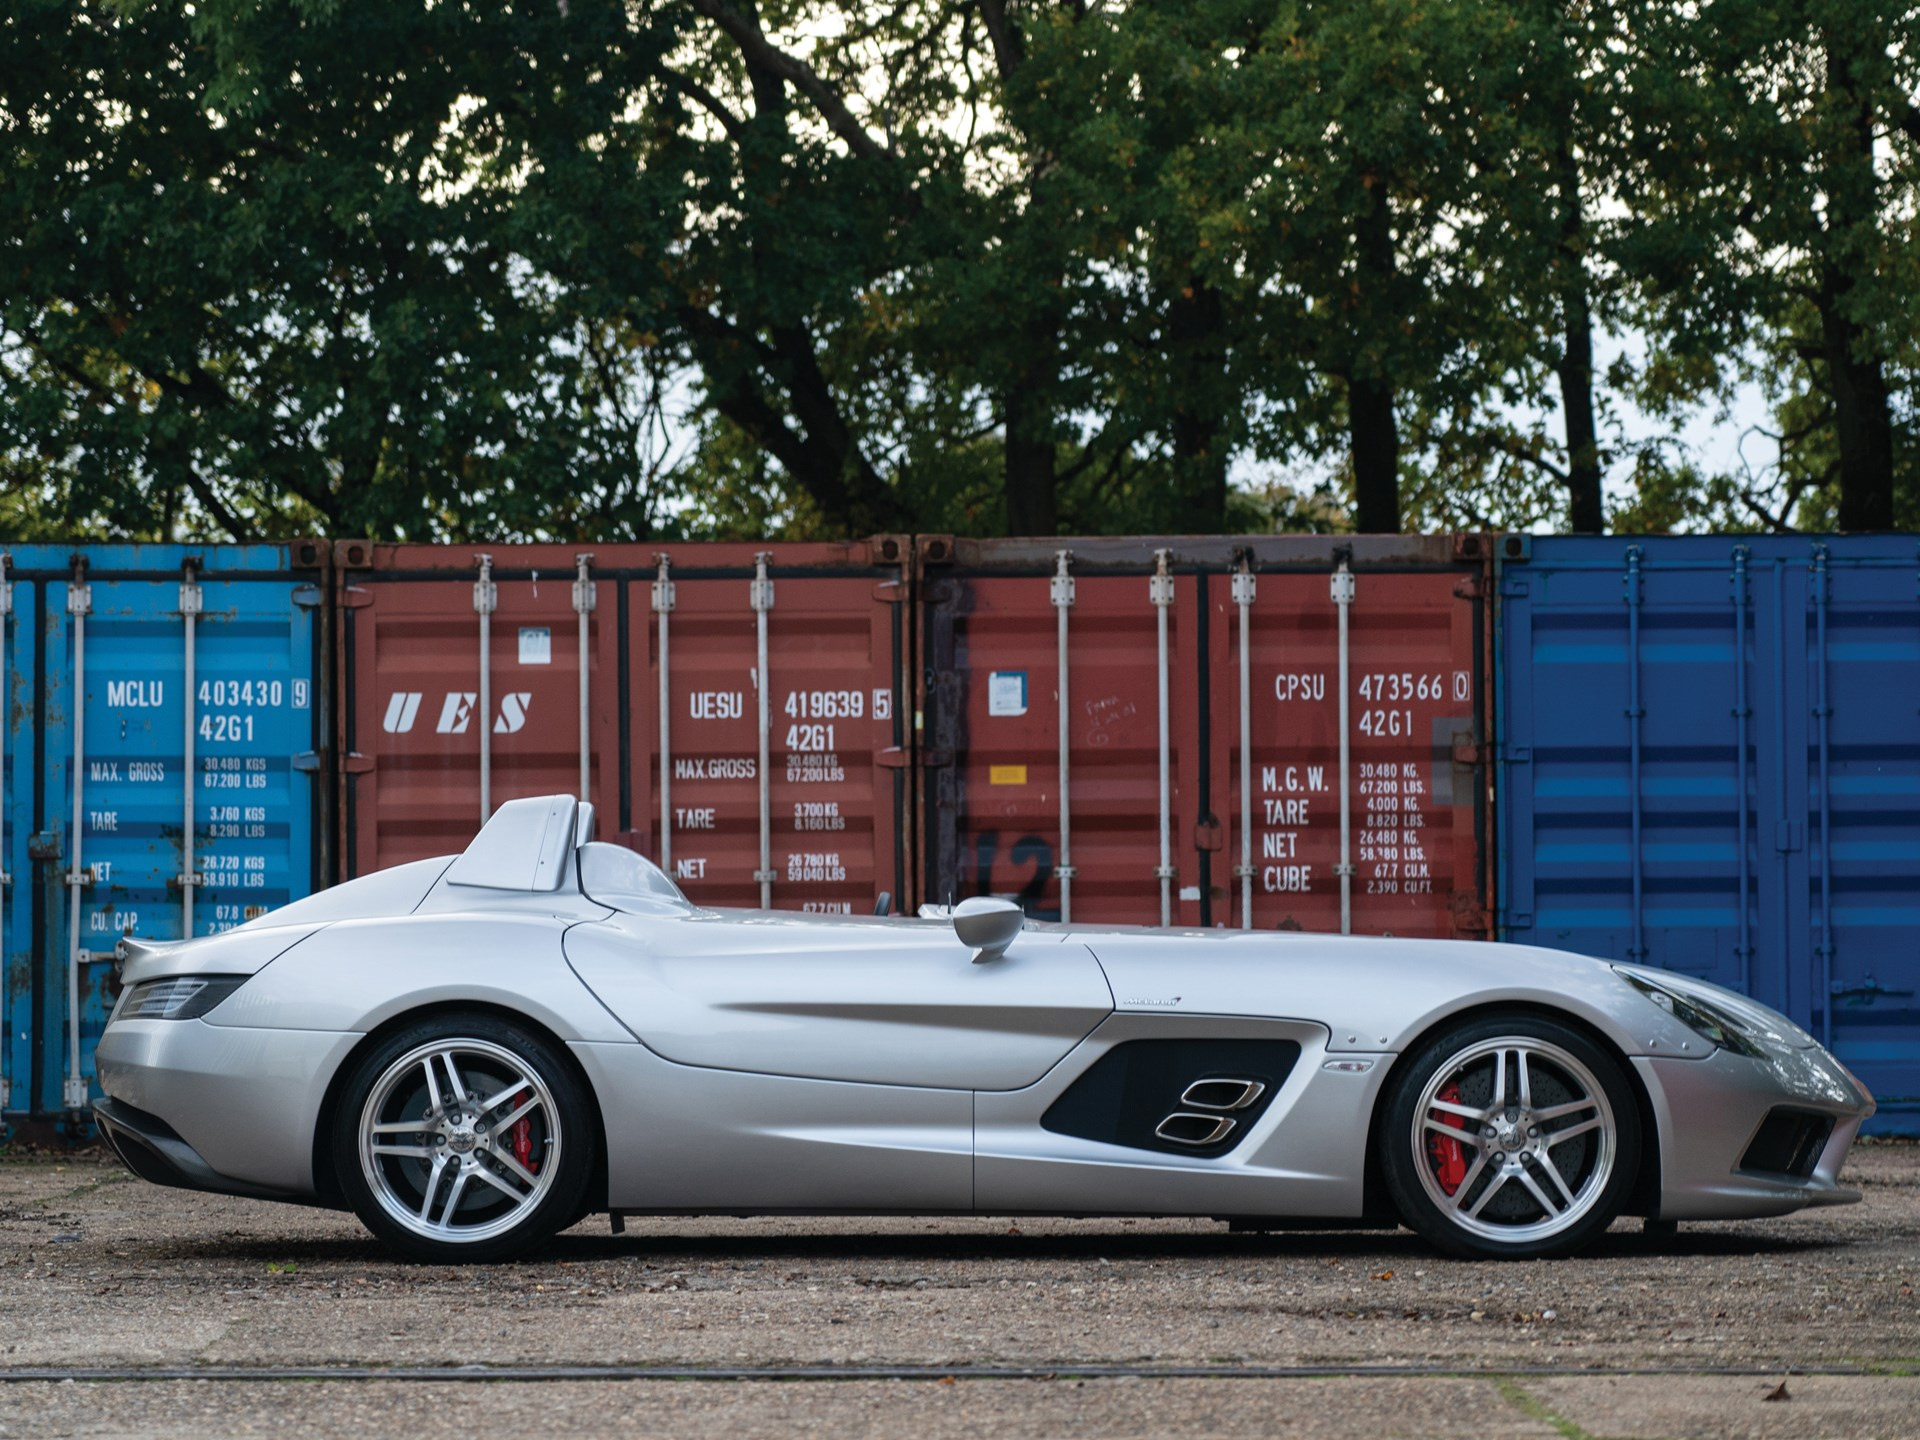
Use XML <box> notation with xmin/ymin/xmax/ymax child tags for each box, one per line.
<box><xmin>357</xmin><ymin>1037</ymin><xmax>562</xmax><ymax>1246</ymax></box>
<box><xmin>1409</xmin><ymin>1035</ymin><xmax>1617</xmax><ymax>1246</ymax></box>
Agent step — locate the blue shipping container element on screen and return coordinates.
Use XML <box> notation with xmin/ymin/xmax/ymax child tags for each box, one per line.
<box><xmin>1</xmin><ymin>544</ymin><xmax>326</xmax><ymax>1126</ymax></box>
<box><xmin>1497</xmin><ymin>535</ymin><xmax>1920</xmax><ymax>1134</ymax></box>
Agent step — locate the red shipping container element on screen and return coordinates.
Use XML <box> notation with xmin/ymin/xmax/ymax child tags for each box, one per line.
<box><xmin>916</xmin><ymin>535</ymin><xmax>1493</xmax><ymax>935</ymax></box>
<box><xmin>335</xmin><ymin>540</ymin><xmax>912</xmax><ymax>914</ymax></box>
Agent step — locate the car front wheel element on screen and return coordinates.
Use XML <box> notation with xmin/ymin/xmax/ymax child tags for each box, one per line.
<box><xmin>1379</xmin><ymin>1014</ymin><xmax>1640</xmax><ymax>1260</ymax></box>
<box><xmin>332</xmin><ymin>1013</ymin><xmax>596</xmax><ymax>1263</ymax></box>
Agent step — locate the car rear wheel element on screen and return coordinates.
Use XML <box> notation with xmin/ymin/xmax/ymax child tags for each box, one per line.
<box><xmin>1379</xmin><ymin>1014</ymin><xmax>1640</xmax><ymax>1260</ymax></box>
<box><xmin>332</xmin><ymin>1013</ymin><xmax>595</xmax><ymax>1263</ymax></box>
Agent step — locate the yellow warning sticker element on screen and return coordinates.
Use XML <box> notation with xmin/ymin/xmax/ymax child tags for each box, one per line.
<box><xmin>989</xmin><ymin>765</ymin><xmax>1028</xmax><ymax>786</ymax></box>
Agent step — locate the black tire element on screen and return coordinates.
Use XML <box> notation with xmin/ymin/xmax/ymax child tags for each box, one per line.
<box><xmin>330</xmin><ymin>1012</ymin><xmax>597</xmax><ymax>1263</ymax></box>
<box><xmin>1378</xmin><ymin>1012</ymin><xmax>1641</xmax><ymax>1260</ymax></box>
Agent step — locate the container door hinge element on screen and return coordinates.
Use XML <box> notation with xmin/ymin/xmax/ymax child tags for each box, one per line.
<box><xmin>291</xmin><ymin>752</ymin><xmax>323</xmax><ymax>773</ymax></box>
<box><xmin>1500</xmin><ymin>578</ymin><xmax>1531</xmax><ymax>598</ymax></box>
<box><xmin>341</xmin><ymin>753</ymin><xmax>375</xmax><ymax>775</ymax></box>
<box><xmin>1501</xmin><ymin>746</ymin><xmax>1533</xmax><ymax>766</ymax></box>
<box><xmin>28</xmin><ymin>831</ymin><xmax>62</xmax><ymax>861</ymax></box>
<box><xmin>875</xmin><ymin>748</ymin><xmax>911</xmax><ymax>770</ymax></box>
<box><xmin>873</xmin><ymin>580</ymin><xmax>903</xmax><ymax>604</ymax></box>
<box><xmin>1451</xmin><ymin>735</ymin><xmax>1486</xmax><ymax>766</ymax></box>
<box><xmin>340</xmin><ymin>585</ymin><xmax>374</xmax><ymax>610</ymax></box>
<box><xmin>1452</xmin><ymin>575</ymin><xmax>1483</xmax><ymax>601</ymax></box>
<box><xmin>292</xmin><ymin>584</ymin><xmax>324</xmax><ymax>609</ymax></box>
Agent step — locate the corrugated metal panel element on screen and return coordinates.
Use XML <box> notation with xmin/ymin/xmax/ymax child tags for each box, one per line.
<box><xmin>336</xmin><ymin>540</ymin><xmax>911</xmax><ymax>915</ymax></box>
<box><xmin>917</xmin><ymin>535</ymin><xmax>1493</xmax><ymax>934</ymax></box>
<box><xmin>1</xmin><ymin>543</ymin><xmax>327</xmax><ymax>1124</ymax></box>
<box><xmin>1496</xmin><ymin>535</ymin><xmax>1920</xmax><ymax>1133</ymax></box>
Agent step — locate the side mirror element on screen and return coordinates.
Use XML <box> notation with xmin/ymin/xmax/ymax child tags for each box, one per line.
<box><xmin>953</xmin><ymin>897</ymin><xmax>1025</xmax><ymax>964</ymax></box>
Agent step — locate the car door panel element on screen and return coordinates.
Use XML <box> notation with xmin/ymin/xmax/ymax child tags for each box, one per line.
<box><xmin>572</xmin><ymin>1040</ymin><xmax>973</xmax><ymax>1211</ymax></box>
<box><xmin>565</xmin><ymin>911</ymin><xmax>1113</xmax><ymax>1090</ymax></box>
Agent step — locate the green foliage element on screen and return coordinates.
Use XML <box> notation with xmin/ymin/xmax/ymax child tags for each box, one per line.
<box><xmin>2</xmin><ymin>0</ymin><xmax>1915</xmax><ymax>541</ymax></box>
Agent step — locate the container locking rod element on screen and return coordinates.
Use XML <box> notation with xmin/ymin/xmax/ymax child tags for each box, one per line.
<box><xmin>752</xmin><ymin>554</ymin><xmax>775</xmax><ymax>909</ymax></box>
<box><xmin>652</xmin><ymin>555</ymin><xmax>675</xmax><ymax>875</ymax></box>
<box><xmin>1152</xmin><ymin>550</ymin><xmax>1175</xmax><ymax>926</ymax></box>
<box><xmin>1052</xmin><ymin>550</ymin><xmax>1075</xmax><ymax>923</ymax></box>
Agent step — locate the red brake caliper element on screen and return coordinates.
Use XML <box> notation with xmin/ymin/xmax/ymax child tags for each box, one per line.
<box><xmin>511</xmin><ymin>1116</ymin><xmax>538</xmax><ymax>1174</ymax></box>
<box><xmin>1427</xmin><ymin>1082</ymin><xmax>1468</xmax><ymax>1195</ymax></box>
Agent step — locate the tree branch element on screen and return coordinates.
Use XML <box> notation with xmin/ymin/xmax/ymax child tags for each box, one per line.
<box><xmin>1483</xmin><ymin>429</ymin><xmax>1569</xmax><ymax>483</ymax></box>
<box><xmin>656</xmin><ymin>64</ymin><xmax>751</xmax><ymax>148</ymax></box>
<box><xmin>976</xmin><ymin>0</ymin><xmax>1024</xmax><ymax>77</ymax></box>
<box><xmin>688</xmin><ymin>0</ymin><xmax>894</xmax><ymax>161</ymax></box>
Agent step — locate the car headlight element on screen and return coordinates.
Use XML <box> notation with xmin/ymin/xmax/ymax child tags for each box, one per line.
<box><xmin>1615</xmin><ymin>968</ymin><xmax>1766</xmax><ymax>1059</ymax></box>
<box><xmin>116</xmin><ymin>975</ymin><xmax>249</xmax><ymax>1021</ymax></box>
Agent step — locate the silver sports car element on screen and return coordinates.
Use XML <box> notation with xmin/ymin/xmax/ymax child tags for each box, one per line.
<box><xmin>94</xmin><ymin>795</ymin><xmax>1874</xmax><ymax>1263</ymax></box>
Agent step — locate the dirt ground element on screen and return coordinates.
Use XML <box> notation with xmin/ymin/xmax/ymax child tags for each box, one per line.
<box><xmin>3</xmin><ymin>1140</ymin><xmax>1917</xmax><ymax>1437</ymax></box>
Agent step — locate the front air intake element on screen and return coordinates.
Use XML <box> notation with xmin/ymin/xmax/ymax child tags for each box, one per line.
<box><xmin>1739</xmin><ymin>1108</ymin><xmax>1834</xmax><ymax>1180</ymax></box>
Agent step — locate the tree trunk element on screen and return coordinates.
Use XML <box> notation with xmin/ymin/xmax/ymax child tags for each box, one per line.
<box><xmin>1169</xmin><ymin>278</ymin><xmax>1229</xmax><ymax>531</ymax></box>
<box><xmin>1819</xmin><ymin>27</ymin><xmax>1896</xmax><ymax>531</ymax></box>
<box><xmin>1555</xmin><ymin>140</ymin><xmax>1604</xmax><ymax>534</ymax></box>
<box><xmin>1349</xmin><ymin>177</ymin><xmax>1401</xmax><ymax>533</ymax></box>
<box><xmin>1820</xmin><ymin>282</ymin><xmax>1896</xmax><ymax>530</ymax></box>
<box><xmin>1348</xmin><ymin>375</ymin><xmax>1400</xmax><ymax>533</ymax></box>
<box><xmin>1003</xmin><ymin>377</ymin><xmax>1058</xmax><ymax>536</ymax></box>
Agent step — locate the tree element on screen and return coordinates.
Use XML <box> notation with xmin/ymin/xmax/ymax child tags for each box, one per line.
<box><xmin>0</xmin><ymin>0</ymin><xmax>691</xmax><ymax>540</ymax></box>
<box><xmin>1620</xmin><ymin>0</ymin><xmax>1920</xmax><ymax>531</ymax></box>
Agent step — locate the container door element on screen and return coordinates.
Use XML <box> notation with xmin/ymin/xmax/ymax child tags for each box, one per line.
<box><xmin>919</xmin><ymin>536</ymin><xmax>1492</xmax><ymax>935</ymax></box>
<box><xmin>31</xmin><ymin>546</ymin><xmax>322</xmax><ymax>1118</ymax></box>
<box><xmin>629</xmin><ymin>547</ymin><xmax>909</xmax><ymax>914</ymax></box>
<box><xmin>340</xmin><ymin>542</ymin><xmax>910</xmax><ymax>917</ymax></box>
<box><xmin>1498</xmin><ymin>536</ymin><xmax>1920</xmax><ymax>1134</ymax></box>
<box><xmin>1809</xmin><ymin>545</ymin><xmax>1920</xmax><ymax>1122</ymax></box>
<box><xmin>1229</xmin><ymin>567</ymin><xmax>1487</xmax><ymax>937</ymax></box>
<box><xmin>920</xmin><ymin>554</ymin><xmax>1206</xmax><ymax>926</ymax></box>
<box><xmin>340</xmin><ymin>553</ymin><xmax>611</xmax><ymax>876</ymax></box>
<box><xmin>1498</xmin><ymin>544</ymin><xmax>1767</xmax><ymax>998</ymax></box>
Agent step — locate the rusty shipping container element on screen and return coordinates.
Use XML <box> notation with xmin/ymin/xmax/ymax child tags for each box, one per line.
<box><xmin>916</xmin><ymin>535</ymin><xmax>1494</xmax><ymax>934</ymax></box>
<box><xmin>334</xmin><ymin>539</ymin><xmax>912</xmax><ymax>913</ymax></box>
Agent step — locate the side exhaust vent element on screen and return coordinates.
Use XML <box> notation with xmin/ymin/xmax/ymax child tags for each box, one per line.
<box><xmin>1181</xmin><ymin>1078</ymin><xmax>1266</xmax><ymax>1112</ymax></box>
<box><xmin>1155</xmin><ymin>1113</ymin><xmax>1237</xmax><ymax>1146</ymax></box>
<box><xmin>1041</xmin><ymin>1039</ymin><xmax>1301</xmax><ymax>1158</ymax></box>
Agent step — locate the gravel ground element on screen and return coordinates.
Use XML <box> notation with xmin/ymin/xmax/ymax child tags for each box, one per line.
<box><xmin>3</xmin><ymin>1142</ymin><xmax>1917</xmax><ymax>1436</ymax></box>
<box><xmin>3</xmin><ymin>1374</ymin><xmax>1917</xmax><ymax>1440</ymax></box>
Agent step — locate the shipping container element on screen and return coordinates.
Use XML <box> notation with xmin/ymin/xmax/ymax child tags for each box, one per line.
<box><xmin>335</xmin><ymin>539</ymin><xmax>912</xmax><ymax>914</ymax></box>
<box><xmin>916</xmin><ymin>535</ymin><xmax>1494</xmax><ymax>935</ymax></box>
<box><xmin>1</xmin><ymin>543</ymin><xmax>328</xmax><ymax>1125</ymax></box>
<box><xmin>1496</xmin><ymin>535</ymin><xmax>1920</xmax><ymax>1134</ymax></box>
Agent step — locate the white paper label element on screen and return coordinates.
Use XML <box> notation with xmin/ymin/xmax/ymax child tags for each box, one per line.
<box><xmin>518</xmin><ymin>627</ymin><xmax>552</xmax><ymax>665</ymax></box>
<box><xmin>988</xmin><ymin>670</ymin><xmax>1027</xmax><ymax>717</ymax></box>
